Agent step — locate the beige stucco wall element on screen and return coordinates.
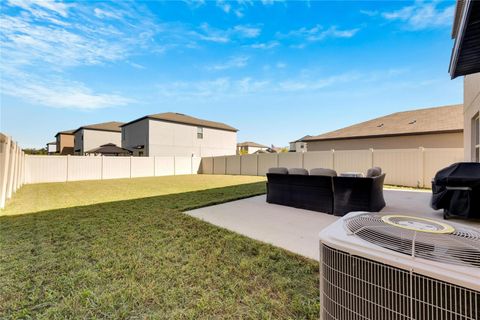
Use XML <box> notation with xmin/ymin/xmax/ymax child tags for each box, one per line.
<box><xmin>121</xmin><ymin>118</ymin><xmax>149</xmax><ymax>156</ymax></box>
<box><xmin>56</xmin><ymin>133</ymin><xmax>74</xmax><ymax>155</ymax></box>
<box><xmin>148</xmin><ymin>119</ymin><xmax>236</xmax><ymax>157</ymax></box>
<box><xmin>306</xmin><ymin>132</ymin><xmax>463</xmax><ymax>151</ymax></box>
<box><xmin>463</xmin><ymin>73</ymin><xmax>480</xmax><ymax>161</ymax></box>
<box><xmin>74</xmin><ymin>129</ymin><xmax>121</xmax><ymax>155</ymax></box>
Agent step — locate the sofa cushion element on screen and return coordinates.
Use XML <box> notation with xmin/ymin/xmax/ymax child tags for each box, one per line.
<box><xmin>288</xmin><ymin>168</ymin><xmax>309</xmax><ymax>175</ymax></box>
<box><xmin>268</xmin><ymin>167</ymin><xmax>288</xmax><ymax>174</ymax></box>
<box><xmin>366</xmin><ymin>167</ymin><xmax>382</xmax><ymax>177</ymax></box>
<box><xmin>310</xmin><ymin>168</ymin><xmax>337</xmax><ymax>177</ymax></box>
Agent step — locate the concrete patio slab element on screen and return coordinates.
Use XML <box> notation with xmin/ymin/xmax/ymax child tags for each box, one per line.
<box><xmin>186</xmin><ymin>189</ymin><xmax>480</xmax><ymax>261</ymax></box>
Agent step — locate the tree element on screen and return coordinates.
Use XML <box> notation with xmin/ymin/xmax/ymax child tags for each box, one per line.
<box><xmin>23</xmin><ymin>148</ymin><xmax>48</xmax><ymax>155</ymax></box>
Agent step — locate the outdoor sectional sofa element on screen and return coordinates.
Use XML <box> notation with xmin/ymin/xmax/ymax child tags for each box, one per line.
<box><xmin>266</xmin><ymin>167</ymin><xmax>386</xmax><ymax>216</ymax></box>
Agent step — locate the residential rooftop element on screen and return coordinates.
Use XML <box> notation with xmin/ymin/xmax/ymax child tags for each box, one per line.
<box><xmin>290</xmin><ymin>135</ymin><xmax>312</xmax><ymax>143</ymax></box>
<box><xmin>73</xmin><ymin>121</ymin><xmax>124</xmax><ymax>133</ymax></box>
<box><xmin>121</xmin><ymin>112</ymin><xmax>238</xmax><ymax>132</ymax></box>
<box><xmin>303</xmin><ymin>104</ymin><xmax>463</xmax><ymax>142</ymax></box>
<box><xmin>54</xmin><ymin>129</ymin><xmax>75</xmax><ymax>137</ymax></box>
<box><xmin>237</xmin><ymin>141</ymin><xmax>268</xmax><ymax>148</ymax></box>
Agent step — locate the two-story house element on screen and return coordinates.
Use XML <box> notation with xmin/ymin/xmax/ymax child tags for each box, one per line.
<box><xmin>73</xmin><ymin>122</ymin><xmax>124</xmax><ymax>155</ymax></box>
<box><xmin>121</xmin><ymin>112</ymin><xmax>237</xmax><ymax>157</ymax></box>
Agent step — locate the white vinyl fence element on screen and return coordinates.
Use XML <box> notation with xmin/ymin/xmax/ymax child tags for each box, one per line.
<box><xmin>0</xmin><ymin>134</ymin><xmax>25</xmax><ymax>209</ymax></box>
<box><xmin>24</xmin><ymin>155</ymin><xmax>202</xmax><ymax>184</ymax></box>
<box><xmin>200</xmin><ymin>148</ymin><xmax>464</xmax><ymax>188</ymax></box>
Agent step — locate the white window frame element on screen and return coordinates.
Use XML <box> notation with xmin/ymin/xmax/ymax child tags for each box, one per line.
<box><xmin>197</xmin><ymin>127</ymin><xmax>203</xmax><ymax>139</ymax></box>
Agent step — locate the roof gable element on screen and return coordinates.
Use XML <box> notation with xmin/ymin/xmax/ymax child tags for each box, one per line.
<box><xmin>304</xmin><ymin>104</ymin><xmax>463</xmax><ymax>142</ymax></box>
<box><xmin>74</xmin><ymin>121</ymin><xmax>124</xmax><ymax>133</ymax></box>
<box><xmin>122</xmin><ymin>112</ymin><xmax>238</xmax><ymax>132</ymax></box>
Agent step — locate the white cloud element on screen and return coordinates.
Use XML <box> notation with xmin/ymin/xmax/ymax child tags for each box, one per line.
<box><xmin>1</xmin><ymin>69</ymin><xmax>132</xmax><ymax>109</ymax></box>
<box><xmin>7</xmin><ymin>0</ymin><xmax>71</xmax><ymax>18</ymax></box>
<box><xmin>234</xmin><ymin>9</ymin><xmax>244</xmax><ymax>18</ymax></box>
<box><xmin>278</xmin><ymin>24</ymin><xmax>360</xmax><ymax>45</ymax></box>
<box><xmin>216</xmin><ymin>0</ymin><xmax>231</xmax><ymax>13</ymax></box>
<box><xmin>359</xmin><ymin>10</ymin><xmax>378</xmax><ymax>17</ymax></box>
<box><xmin>1</xmin><ymin>1</ymin><xmax>161</xmax><ymax>109</ymax></box>
<box><xmin>249</xmin><ymin>41</ymin><xmax>279</xmax><ymax>49</ymax></box>
<box><xmin>381</xmin><ymin>2</ymin><xmax>454</xmax><ymax>30</ymax></box>
<box><xmin>278</xmin><ymin>72</ymin><xmax>361</xmax><ymax>92</ymax></box>
<box><xmin>207</xmin><ymin>56</ymin><xmax>249</xmax><ymax>70</ymax></box>
<box><xmin>276</xmin><ymin>62</ymin><xmax>286</xmax><ymax>69</ymax></box>
<box><xmin>94</xmin><ymin>8</ymin><xmax>123</xmax><ymax>20</ymax></box>
<box><xmin>195</xmin><ymin>23</ymin><xmax>261</xmax><ymax>43</ymax></box>
<box><xmin>279</xmin><ymin>24</ymin><xmax>360</xmax><ymax>42</ymax></box>
<box><xmin>155</xmin><ymin>70</ymin><xmax>379</xmax><ymax>101</ymax></box>
<box><xmin>233</xmin><ymin>25</ymin><xmax>261</xmax><ymax>38</ymax></box>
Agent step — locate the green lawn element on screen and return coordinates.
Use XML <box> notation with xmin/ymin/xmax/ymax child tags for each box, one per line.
<box><xmin>0</xmin><ymin>175</ymin><xmax>319</xmax><ymax>319</ymax></box>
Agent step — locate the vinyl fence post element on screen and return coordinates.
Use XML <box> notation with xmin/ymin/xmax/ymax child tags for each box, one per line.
<box><xmin>6</xmin><ymin>142</ymin><xmax>16</xmax><ymax>199</ymax></box>
<box><xmin>331</xmin><ymin>149</ymin><xmax>335</xmax><ymax>171</ymax></box>
<box><xmin>239</xmin><ymin>155</ymin><xmax>242</xmax><ymax>175</ymax></box>
<box><xmin>154</xmin><ymin>156</ymin><xmax>157</xmax><ymax>176</ymax></box>
<box><xmin>66</xmin><ymin>154</ymin><xmax>70</xmax><ymax>182</ymax></box>
<box><xmin>130</xmin><ymin>156</ymin><xmax>132</xmax><ymax>179</ymax></box>
<box><xmin>101</xmin><ymin>155</ymin><xmax>104</xmax><ymax>180</ymax></box>
<box><xmin>418</xmin><ymin>147</ymin><xmax>425</xmax><ymax>188</ymax></box>
<box><xmin>369</xmin><ymin>148</ymin><xmax>374</xmax><ymax>168</ymax></box>
<box><xmin>0</xmin><ymin>135</ymin><xmax>11</xmax><ymax>209</ymax></box>
<box><xmin>12</xmin><ymin>143</ymin><xmax>18</xmax><ymax>193</ymax></box>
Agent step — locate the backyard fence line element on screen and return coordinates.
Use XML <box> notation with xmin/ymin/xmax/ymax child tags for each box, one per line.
<box><xmin>24</xmin><ymin>155</ymin><xmax>202</xmax><ymax>184</ymax></box>
<box><xmin>199</xmin><ymin>148</ymin><xmax>464</xmax><ymax>188</ymax></box>
<box><xmin>0</xmin><ymin>133</ymin><xmax>25</xmax><ymax>209</ymax></box>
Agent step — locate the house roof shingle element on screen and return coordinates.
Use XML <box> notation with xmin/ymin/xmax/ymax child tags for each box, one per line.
<box><xmin>55</xmin><ymin>129</ymin><xmax>75</xmax><ymax>137</ymax></box>
<box><xmin>121</xmin><ymin>112</ymin><xmax>238</xmax><ymax>132</ymax></box>
<box><xmin>303</xmin><ymin>104</ymin><xmax>463</xmax><ymax>142</ymax></box>
<box><xmin>73</xmin><ymin>121</ymin><xmax>124</xmax><ymax>134</ymax></box>
<box><xmin>237</xmin><ymin>141</ymin><xmax>268</xmax><ymax>148</ymax></box>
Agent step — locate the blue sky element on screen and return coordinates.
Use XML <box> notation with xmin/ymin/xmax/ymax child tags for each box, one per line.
<box><xmin>0</xmin><ymin>0</ymin><xmax>462</xmax><ymax>148</ymax></box>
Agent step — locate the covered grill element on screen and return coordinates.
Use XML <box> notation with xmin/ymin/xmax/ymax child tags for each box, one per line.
<box><xmin>431</xmin><ymin>162</ymin><xmax>480</xmax><ymax>219</ymax></box>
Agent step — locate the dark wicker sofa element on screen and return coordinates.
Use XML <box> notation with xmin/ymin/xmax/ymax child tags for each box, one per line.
<box><xmin>266</xmin><ymin>173</ymin><xmax>334</xmax><ymax>213</ymax></box>
<box><xmin>332</xmin><ymin>174</ymin><xmax>386</xmax><ymax>216</ymax></box>
<box><xmin>266</xmin><ymin>168</ymin><xmax>386</xmax><ymax>216</ymax></box>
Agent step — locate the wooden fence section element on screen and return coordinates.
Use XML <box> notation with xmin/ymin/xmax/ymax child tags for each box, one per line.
<box><xmin>24</xmin><ymin>155</ymin><xmax>202</xmax><ymax>184</ymax></box>
<box><xmin>200</xmin><ymin>148</ymin><xmax>464</xmax><ymax>188</ymax></box>
<box><xmin>0</xmin><ymin>134</ymin><xmax>25</xmax><ymax>209</ymax></box>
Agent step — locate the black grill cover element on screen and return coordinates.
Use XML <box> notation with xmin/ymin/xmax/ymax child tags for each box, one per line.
<box><xmin>431</xmin><ymin>162</ymin><xmax>480</xmax><ymax>219</ymax></box>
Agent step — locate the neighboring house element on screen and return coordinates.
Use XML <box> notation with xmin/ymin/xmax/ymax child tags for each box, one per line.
<box><xmin>237</xmin><ymin>141</ymin><xmax>268</xmax><ymax>154</ymax></box>
<box><xmin>303</xmin><ymin>105</ymin><xmax>464</xmax><ymax>151</ymax></box>
<box><xmin>46</xmin><ymin>142</ymin><xmax>57</xmax><ymax>155</ymax></box>
<box><xmin>73</xmin><ymin>122</ymin><xmax>124</xmax><ymax>155</ymax></box>
<box><xmin>289</xmin><ymin>135</ymin><xmax>311</xmax><ymax>152</ymax></box>
<box><xmin>55</xmin><ymin>129</ymin><xmax>75</xmax><ymax>155</ymax></box>
<box><xmin>84</xmin><ymin>143</ymin><xmax>132</xmax><ymax>156</ymax></box>
<box><xmin>450</xmin><ymin>0</ymin><xmax>480</xmax><ymax>162</ymax></box>
<box><xmin>121</xmin><ymin>112</ymin><xmax>237</xmax><ymax>157</ymax></box>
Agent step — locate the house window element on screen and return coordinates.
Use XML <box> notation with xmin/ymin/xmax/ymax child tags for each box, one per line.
<box><xmin>473</xmin><ymin>113</ymin><xmax>479</xmax><ymax>162</ymax></box>
<box><xmin>197</xmin><ymin>127</ymin><xmax>203</xmax><ymax>139</ymax></box>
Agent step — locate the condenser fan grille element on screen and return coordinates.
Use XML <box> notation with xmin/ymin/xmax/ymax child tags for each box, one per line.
<box><xmin>320</xmin><ymin>245</ymin><xmax>480</xmax><ymax>320</ymax></box>
<box><xmin>344</xmin><ymin>214</ymin><xmax>480</xmax><ymax>268</ymax></box>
